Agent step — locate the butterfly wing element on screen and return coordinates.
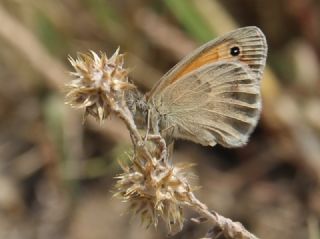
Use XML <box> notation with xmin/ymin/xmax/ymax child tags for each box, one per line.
<box><xmin>153</xmin><ymin>61</ymin><xmax>261</xmax><ymax>147</ymax></box>
<box><xmin>148</xmin><ymin>26</ymin><xmax>267</xmax><ymax>98</ymax></box>
<box><xmin>148</xmin><ymin>26</ymin><xmax>267</xmax><ymax>147</ymax></box>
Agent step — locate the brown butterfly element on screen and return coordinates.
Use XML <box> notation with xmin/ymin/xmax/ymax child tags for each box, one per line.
<box><xmin>129</xmin><ymin>26</ymin><xmax>267</xmax><ymax>148</ymax></box>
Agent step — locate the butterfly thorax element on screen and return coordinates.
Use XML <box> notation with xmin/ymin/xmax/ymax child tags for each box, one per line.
<box><xmin>148</xmin><ymin>98</ymin><xmax>175</xmax><ymax>140</ymax></box>
<box><xmin>125</xmin><ymin>88</ymin><xmax>172</xmax><ymax>139</ymax></box>
<box><xmin>125</xmin><ymin>88</ymin><xmax>148</xmax><ymax>129</ymax></box>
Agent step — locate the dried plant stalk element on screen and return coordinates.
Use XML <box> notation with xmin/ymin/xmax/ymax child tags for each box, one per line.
<box><xmin>65</xmin><ymin>50</ymin><xmax>260</xmax><ymax>239</ymax></box>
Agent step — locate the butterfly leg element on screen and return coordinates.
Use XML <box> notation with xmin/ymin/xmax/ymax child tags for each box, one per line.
<box><xmin>142</xmin><ymin>108</ymin><xmax>151</xmax><ymax>144</ymax></box>
<box><xmin>161</xmin><ymin>125</ymin><xmax>175</xmax><ymax>145</ymax></box>
<box><xmin>146</xmin><ymin>134</ymin><xmax>167</xmax><ymax>162</ymax></box>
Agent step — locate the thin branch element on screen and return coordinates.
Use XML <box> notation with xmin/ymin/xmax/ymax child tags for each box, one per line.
<box><xmin>188</xmin><ymin>192</ymin><xmax>259</xmax><ymax>239</ymax></box>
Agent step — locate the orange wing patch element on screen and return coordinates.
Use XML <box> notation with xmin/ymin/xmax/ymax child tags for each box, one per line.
<box><xmin>170</xmin><ymin>42</ymin><xmax>234</xmax><ymax>83</ymax></box>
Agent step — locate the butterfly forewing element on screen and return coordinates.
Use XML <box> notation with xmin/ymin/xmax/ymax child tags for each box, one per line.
<box><xmin>148</xmin><ymin>26</ymin><xmax>267</xmax><ymax>99</ymax></box>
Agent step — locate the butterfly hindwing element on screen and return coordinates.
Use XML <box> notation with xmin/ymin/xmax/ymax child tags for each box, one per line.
<box><xmin>153</xmin><ymin>62</ymin><xmax>260</xmax><ymax>147</ymax></box>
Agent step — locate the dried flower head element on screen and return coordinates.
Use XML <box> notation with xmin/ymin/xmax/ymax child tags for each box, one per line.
<box><xmin>114</xmin><ymin>153</ymin><xmax>196</xmax><ymax>233</ymax></box>
<box><xmin>65</xmin><ymin>49</ymin><xmax>135</xmax><ymax>122</ymax></box>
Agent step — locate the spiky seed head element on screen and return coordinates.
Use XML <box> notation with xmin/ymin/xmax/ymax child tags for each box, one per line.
<box><xmin>114</xmin><ymin>154</ymin><xmax>196</xmax><ymax>233</ymax></box>
<box><xmin>65</xmin><ymin>49</ymin><xmax>135</xmax><ymax>122</ymax></box>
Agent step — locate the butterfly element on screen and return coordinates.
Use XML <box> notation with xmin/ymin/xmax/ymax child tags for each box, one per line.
<box><xmin>129</xmin><ymin>26</ymin><xmax>267</xmax><ymax>148</ymax></box>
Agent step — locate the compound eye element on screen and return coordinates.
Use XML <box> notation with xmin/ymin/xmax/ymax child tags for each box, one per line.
<box><xmin>230</xmin><ymin>46</ymin><xmax>240</xmax><ymax>56</ymax></box>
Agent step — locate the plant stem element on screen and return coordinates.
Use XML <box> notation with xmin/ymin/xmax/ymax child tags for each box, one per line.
<box><xmin>188</xmin><ymin>192</ymin><xmax>259</xmax><ymax>239</ymax></box>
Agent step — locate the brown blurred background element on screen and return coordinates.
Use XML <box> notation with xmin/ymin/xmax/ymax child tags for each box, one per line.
<box><xmin>0</xmin><ymin>0</ymin><xmax>320</xmax><ymax>238</ymax></box>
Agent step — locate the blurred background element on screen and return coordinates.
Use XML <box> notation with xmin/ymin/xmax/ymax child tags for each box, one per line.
<box><xmin>0</xmin><ymin>0</ymin><xmax>319</xmax><ymax>238</ymax></box>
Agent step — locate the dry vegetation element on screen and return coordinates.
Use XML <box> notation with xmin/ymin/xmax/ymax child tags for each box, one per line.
<box><xmin>0</xmin><ymin>0</ymin><xmax>320</xmax><ymax>239</ymax></box>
